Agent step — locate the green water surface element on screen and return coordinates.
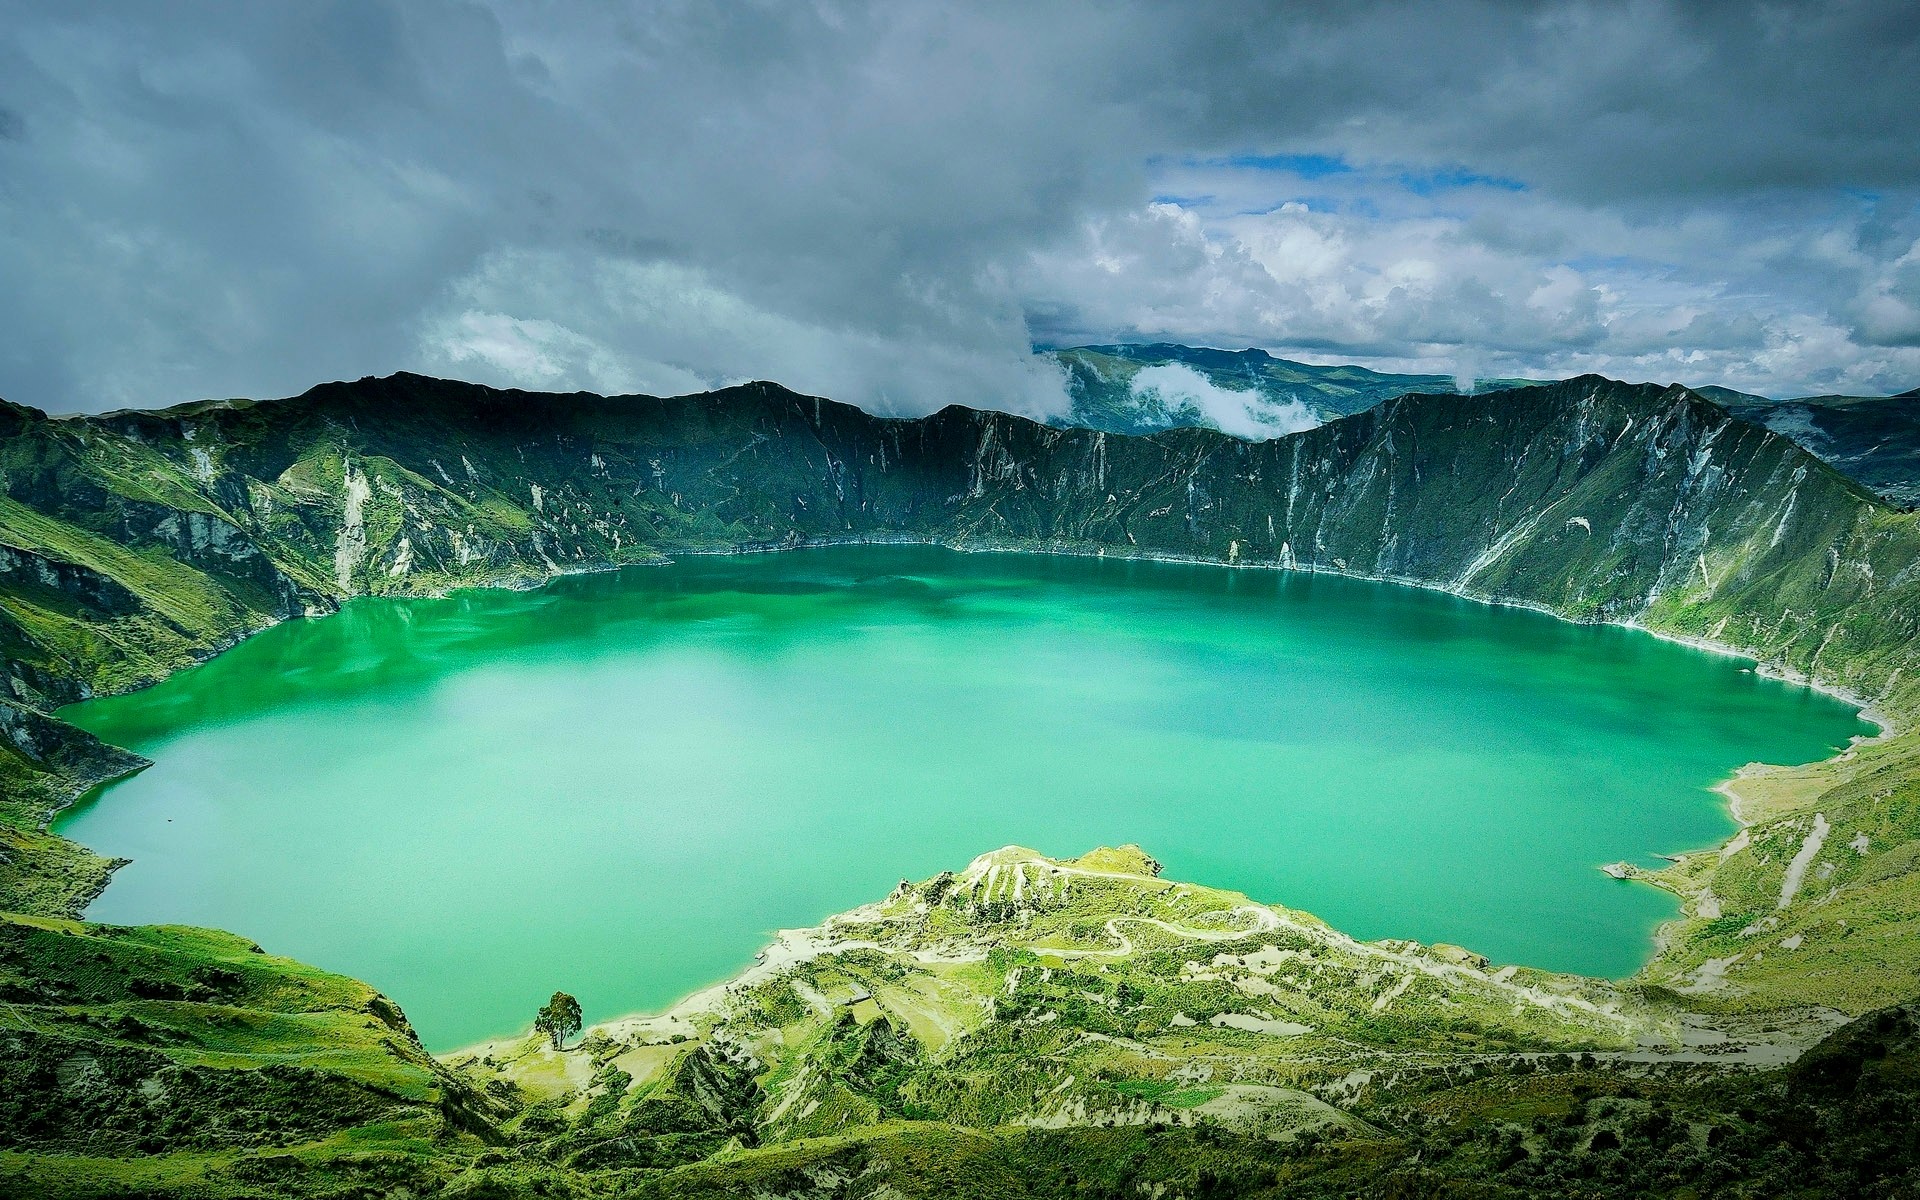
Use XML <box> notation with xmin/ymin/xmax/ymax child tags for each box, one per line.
<box><xmin>58</xmin><ymin>547</ymin><xmax>1872</xmax><ymax>1049</ymax></box>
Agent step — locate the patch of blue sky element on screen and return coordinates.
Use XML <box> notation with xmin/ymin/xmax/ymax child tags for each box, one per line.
<box><xmin>1165</xmin><ymin>151</ymin><xmax>1524</xmax><ymax>195</ymax></box>
<box><xmin>1394</xmin><ymin>167</ymin><xmax>1528</xmax><ymax>195</ymax></box>
<box><xmin>1258</xmin><ymin>196</ymin><xmax>1380</xmax><ymax>218</ymax></box>
<box><xmin>1221</xmin><ymin>152</ymin><xmax>1353</xmax><ymax>178</ymax></box>
<box><xmin>1564</xmin><ymin>252</ymin><xmax>1673</xmax><ymax>275</ymax></box>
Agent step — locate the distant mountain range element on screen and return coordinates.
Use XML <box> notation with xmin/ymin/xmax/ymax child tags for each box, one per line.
<box><xmin>1043</xmin><ymin>343</ymin><xmax>1542</xmax><ymax>437</ymax></box>
<box><xmin>1726</xmin><ymin>392</ymin><xmax>1920</xmax><ymax>507</ymax></box>
<box><xmin>1041</xmin><ymin>343</ymin><xmax>1919</xmax><ymax>507</ymax></box>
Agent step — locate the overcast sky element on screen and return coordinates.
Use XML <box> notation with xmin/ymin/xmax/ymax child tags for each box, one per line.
<box><xmin>2</xmin><ymin>1</ymin><xmax>1917</xmax><ymax>415</ymax></box>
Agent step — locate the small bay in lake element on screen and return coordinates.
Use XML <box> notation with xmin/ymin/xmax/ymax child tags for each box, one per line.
<box><xmin>58</xmin><ymin>546</ymin><xmax>1872</xmax><ymax>1049</ymax></box>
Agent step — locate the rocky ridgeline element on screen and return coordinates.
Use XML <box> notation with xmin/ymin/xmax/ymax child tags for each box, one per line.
<box><xmin>1728</xmin><ymin>392</ymin><xmax>1920</xmax><ymax>508</ymax></box>
<box><xmin>4</xmin><ymin>371</ymin><xmax>1920</xmax><ymax>1006</ymax></box>
<box><xmin>4</xmin><ymin>373</ymin><xmax>1916</xmax><ymax>718</ymax></box>
<box><xmin>4</xmin><ymin>373</ymin><xmax>1920</xmax><ymax>1195</ymax></box>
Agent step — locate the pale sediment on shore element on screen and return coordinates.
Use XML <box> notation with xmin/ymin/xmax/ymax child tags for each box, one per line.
<box><xmin>47</xmin><ymin>535</ymin><xmax>1890</xmax><ymax>1055</ymax></box>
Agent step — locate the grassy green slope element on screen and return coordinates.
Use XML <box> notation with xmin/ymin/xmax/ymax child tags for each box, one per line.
<box><xmin>2</xmin><ymin>372</ymin><xmax>1920</xmax><ymax>1193</ymax></box>
<box><xmin>0</xmin><ymin>701</ymin><xmax>144</xmax><ymax>916</ymax></box>
<box><xmin>0</xmin><ymin>909</ymin><xmax>499</xmax><ymax>1199</ymax></box>
<box><xmin>4</xmin><ymin>375</ymin><xmax>1920</xmax><ymax>989</ymax></box>
<box><xmin>546</xmin><ymin>998</ymin><xmax>1920</xmax><ymax>1200</ymax></box>
<box><xmin>454</xmin><ymin>846</ymin><xmax>1680</xmax><ymax>1151</ymax></box>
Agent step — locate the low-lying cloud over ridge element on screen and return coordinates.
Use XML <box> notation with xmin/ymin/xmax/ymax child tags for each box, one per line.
<box><xmin>0</xmin><ymin>1</ymin><xmax>1915</xmax><ymax>414</ymax></box>
<box><xmin>1126</xmin><ymin>364</ymin><xmax>1320</xmax><ymax>440</ymax></box>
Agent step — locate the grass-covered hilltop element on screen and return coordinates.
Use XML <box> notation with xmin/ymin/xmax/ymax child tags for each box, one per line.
<box><xmin>5</xmin><ymin>373</ymin><xmax>1920</xmax><ymax>1197</ymax></box>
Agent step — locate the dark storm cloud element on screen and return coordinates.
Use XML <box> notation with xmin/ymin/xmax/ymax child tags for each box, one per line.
<box><xmin>0</xmin><ymin>0</ymin><xmax>1915</xmax><ymax>414</ymax></box>
<box><xmin>1174</xmin><ymin>1</ymin><xmax>1920</xmax><ymax>200</ymax></box>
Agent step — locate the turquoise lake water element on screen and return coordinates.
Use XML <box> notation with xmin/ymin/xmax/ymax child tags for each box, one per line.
<box><xmin>58</xmin><ymin>546</ymin><xmax>1872</xmax><ymax>1049</ymax></box>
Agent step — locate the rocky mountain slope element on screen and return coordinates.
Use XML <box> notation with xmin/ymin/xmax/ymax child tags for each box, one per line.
<box><xmin>1049</xmin><ymin>347</ymin><xmax>1920</xmax><ymax>511</ymax></box>
<box><xmin>5</xmin><ymin>371</ymin><xmax>1920</xmax><ymax>1196</ymax></box>
<box><xmin>3</xmin><ymin>373</ymin><xmax>1912</xmax><ymax>717</ymax></box>
<box><xmin>1729</xmin><ymin>391</ymin><xmax>1920</xmax><ymax>507</ymax></box>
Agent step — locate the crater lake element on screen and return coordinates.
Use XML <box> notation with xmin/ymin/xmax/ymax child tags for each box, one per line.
<box><xmin>57</xmin><ymin>546</ymin><xmax>1873</xmax><ymax>1049</ymax></box>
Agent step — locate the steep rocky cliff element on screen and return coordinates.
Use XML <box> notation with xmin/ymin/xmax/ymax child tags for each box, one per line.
<box><xmin>5</xmin><ymin>373</ymin><xmax>1915</xmax><ymax>716</ymax></box>
<box><xmin>6</xmin><ymin>373</ymin><xmax>1920</xmax><ymax>851</ymax></box>
<box><xmin>1729</xmin><ymin>392</ymin><xmax>1920</xmax><ymax>508</ymax></box>
<box><xmin>6</xmin><ymin>372</ymin><xmax>1920</xmax><ymax>1198</ymax></box>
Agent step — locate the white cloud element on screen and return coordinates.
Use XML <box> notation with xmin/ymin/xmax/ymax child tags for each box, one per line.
<box><xmin>1849</xmin><ymin>239</ymin><xmax>1920</xmax><ymax>348</ymax></box>
<box><xmin>424</xmin><ymin>311</ymin><xmax>695</xmax><ymax>396</ymax></box>
<box><xmin>1024</xmin><ymin>174</ymin><xmax>1920</xmax><ymax>398</ymax></box>
<box><xmin>1</xmin><ymin>2</ymin><xmax>1917</xmax><ymax>413</ymax></box>
<box><xmin>419</xmin><ymin>249</ymin><xmax>1073</xmax><ymax>417</ymax></box>
<box><xmin>1127</xmin><ymin>363</ymin><xmax>1318</xmax><ymax>439</ymax></box>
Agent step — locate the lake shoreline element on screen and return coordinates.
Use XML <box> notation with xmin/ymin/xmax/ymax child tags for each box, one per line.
<box><xmin>48</xmin><ymin>535</ymin><xmax>1883</xmax><ymax>1052</ymax></box>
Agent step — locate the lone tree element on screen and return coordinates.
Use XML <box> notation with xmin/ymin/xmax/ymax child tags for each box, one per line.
<box><xmin>534</xmin><ymin>991</ymin><xmax>583</xmax><ymax>1050</ymax></box>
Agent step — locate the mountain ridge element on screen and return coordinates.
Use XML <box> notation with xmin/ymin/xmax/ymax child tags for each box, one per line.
<box><xmin>1728</xmin><ymin>391</ymin><xmax>1920</xmax><ymax>507</ymax></box>
<box><xmin>1043</xmin><ymin>342</ymin><xmax>1545</xmax><ymax>436</ymax></box>
<box><xmin>2</xmin><ymin>370</ymin><xmax>1911</xmax><ymax>744</ymax></box>
<box><xmin>0</xmin><ymin>380</ymin><xmax>1874</xmax><ymax>607</ymax></box>
<box><xmin>1037</xmin><ymin>344</ymin><xmax>1920</xmax><ymax>508</ymax></box>
<box><xmin>7</xmin><ymin>370</ymin><xmax>1920</xmax><ymax>1195</ymax></box>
